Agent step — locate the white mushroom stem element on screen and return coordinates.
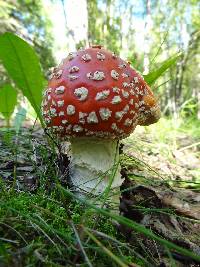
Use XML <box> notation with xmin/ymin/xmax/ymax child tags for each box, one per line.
<box><xmin>68</xmin><ymin>137</ymin><xmax>123</xmax><ymax>196</ymax></box>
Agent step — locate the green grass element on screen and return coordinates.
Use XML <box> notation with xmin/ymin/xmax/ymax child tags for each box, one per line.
<box><xmin>0</xmin><ymin>116</ymin><xmax>200</xmax><ymax>266</ymax></box>
<box><xmin>0</xmin><ymin>182</ymin><xmax>142</xmax><ymax>267</ymax></box>
<box><xmin>1</xmin><ymin>179</ymin><xmax>200</xmax><ymax>266</ymax></box>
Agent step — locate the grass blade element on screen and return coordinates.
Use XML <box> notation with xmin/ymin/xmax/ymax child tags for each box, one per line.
<box><xmin>144</xmin><ymin>53</ymin><xmax>181</xmax><ymax>86</ymax></box>
<box><xmin>70</xmin><ymin>222</ymin><xmax>93</xmax><ymax>267</ymax></box>
<box><xmin>84</xmin><ymin>227</ymin><xmax>128</xmax><ymax>267</ymax></box>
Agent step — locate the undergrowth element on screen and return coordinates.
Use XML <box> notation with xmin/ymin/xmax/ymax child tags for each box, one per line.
<box><xmin>125</xmin><ymin>117</ymin><xmax>200</xmax><ymax>186</ymax></box>
<box><xmin>0</xmin><ymin>117</ymin><xmax>200</xmax><ymax>266</ymax></box>
<box><xmin>0</xmin><ymin>181</ymin><xmax>142</xmax><ymax>267</ymax></box>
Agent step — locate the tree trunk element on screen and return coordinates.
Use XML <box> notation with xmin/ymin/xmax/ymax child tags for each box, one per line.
<box><xmin>63</xmin><ymin>0</ymin><xmax>89</xmax><ymax>51</ymax></box>
<box><xmin>198</xmin><ymin>91</ymin><xmax>200</xmax><ymax>120</ymax></box>
<box><xmin>143</xmin><ymin>0</ymin><xmax>151</xmax><ymax>74</ymax></box>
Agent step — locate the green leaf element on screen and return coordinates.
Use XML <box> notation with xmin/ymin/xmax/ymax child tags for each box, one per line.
<box><xmin>0</xmin><ymin>32</ymin><xmax>45</xmax><ymax>125</ymax></box>
<box><xmin>13</xmin><ymin>106</ymin><xmax>27</xmax><ymax>134</ymax></box>
<box><xmin>144</xmin><ymin>53</ymin><xmax>181</xmax><ymax>86</ymax></box>
<box><xmin>0</xmin><ymin>84</ymin><xmax>17</xmax><ymax>120</ymax></box>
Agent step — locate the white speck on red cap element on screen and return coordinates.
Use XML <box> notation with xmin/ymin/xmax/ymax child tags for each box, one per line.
<box><xmin>62</xmin><ymin>120</ymin><xmax>68</xmax><ymax>125</ymax></box>
<box><xmin>74</xmin><ymin>87</ymin><xmax>88</xmax><ymax>101</ymax></box>
<box><xmin>57</xmin><ymin>100</ymin><xmax>64</xmax><ymax>107</ymax></box>
<box><xmin>118</xmin><ymin>63</ymin><xmax>126</xmax><ymax>69</ymax></box>
<box><xmin>135</xmin><ymin>103</ymin><xmax>139</xmax><ymax>109</ymax></box>
<box><xmin>139</xmin><ymin>107</ymin><xmax>145</xmax><ymax>112</ymax></box>
<box><xmin>55</xmin><ymin>70</ymin><xmax>63</xmax><ymax>79</ymax></box>
<box><xmin>121</xmin><ymin>73</ymin><xmax>129</xmax><ymax>78</ymax></box>
<box><xmin>111</xmin><ymin>123</ymin><xmax>124</xmax><ymax>133</ymax></box>
<box><xmin>87</xmin><ymin>71</ymin><xmax>105</xmax><ymax>80</ymax></box>
<box><xmin>50</xmin><ymin>107</ymin><xmax>57</xmax><ymax>117</ymax></box>
<box><xmin>111</xmin><ymin>70</ymin><xmax>119</xmax><ymax>80</ymax></box>
<box><xmin>124</xmin><ymin>118</ymin><xmax>132</xmax><ymax>126</ymax></box>
<box><xmin>122</xmin><ymin>90</ymin><xmax>129</xmax><ymax>98</ymax></box>
<box><xmin>82</xmin><ymin>53</ymin><xmax>92</xmax><ymax>62</ymax></box>
<box><xmin>123</xmin><ymin>104</ymin><xmax>129</xmax><ymax>113</ymax></box>
<box><xmin>139</xmin><ymin>90</ymin><xmax>144</xmax><ymax>95</ymax></box>
<box><xmin>59</xmin><ymin>111</ymin><xmax>65</xmax><ymax>116</ymax></box>
<box><xmin>68</xmin><ymin>75</ymin><xmax>78</xmax><ymax>81</ymax></box>
<box><xmin>97</xmin><ymin>52</ymin><xmax>105</xmax><ymax>61</ymax></box>
<box><xmin>122</xmin><ymin>82</ymin><xmax>130</xmax><ymax>88</ymax></box>
<box><xmin>79</xmin><ymin>112</ymin><xmax>88</xmax><ymax>124</ymax></box>
<box><xmin>112</xmin><ymin>52</ymin><xmax>117</xmax><ymax>59</ymax></box>
<box><xmin>73</xmin><ymin>125</ymin><xmax>83</xmax><ymax>132</ymax></box>
<box><xmin>95</xmin><ymin>90</ymin><xmax>110</xmax><ymax>100</ymax></box>
<box><xmin>115</xmin><ymin>111</ymin><xmax>124</xmax><ymax>121</ymax></box>
<box><xmin>55</xmin><ymin>86</ymin><xmax>65</xmax><ymax>94</ymax></box>
<box><xmin>111</xmin><ymin>123</ymin><xmax>118</xmax><ymax>130</ymax></box>
<box><xmin>69</xmin><ymin>66</ymin><xmax>79</xmax><ymax>73</ymax></box>
<box><xmin>68</xmin><ymin>52</ymin><xmax>76</xmax><ymax>60</ymax></box>
<box><xmin>87</xmin><ymin>111</ymin><xmax>98</xmax><ymax>124</ymax></box>
<box><xmin>112</xmin><ymin>87</ymin><xmax>120</xmax><ymax>93</ymax></box>
<box><xmin>67</xmin><ymin>105</ymin><xmax>75</xmax><ymax>115</ymax></box>
<box><xmin>111</xmin><ymin>95</ymin><xmax>122</xmax><ymax>104</ymax></box>
<box><xmin>139</xmin><ymin>100</ymin><xmax>145</xmax><ymax>106</ymax></box>
<box><xmin>52</xmin><ymin>100</ymin><xmax>56</xmax><ymax>106</ymax></box>
<box><xmin>144</xmin><ymin>88</ymin><xmax>148</xmax><ymax>95</ymax></box>
<box><xmin>135</xmin><ymin>87</ymin><xmax>140</xmax><ymax>94</ymax></box>
<box><xmin>99</xmin><ymin>108</ymin><xmax>112</xmax><ymax>121</ymax></box>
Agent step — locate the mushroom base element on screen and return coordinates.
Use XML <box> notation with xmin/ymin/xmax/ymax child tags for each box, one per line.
<box><xmin>69</xmin><ymin>137</ymin><xmax>122</xmax><ymax>197</ymax></box>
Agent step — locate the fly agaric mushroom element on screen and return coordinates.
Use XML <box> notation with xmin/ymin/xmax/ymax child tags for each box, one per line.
<box><xmin>41</xmin><ymin>45</ymin><xmax>161</xmax><ymax>196</ymax></box>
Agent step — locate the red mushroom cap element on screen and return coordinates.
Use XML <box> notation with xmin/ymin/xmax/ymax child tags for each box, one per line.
<box><xmin>42</xmin><ymin>46</ymin><xmax>159</xmax><ymax>139</ymax></box>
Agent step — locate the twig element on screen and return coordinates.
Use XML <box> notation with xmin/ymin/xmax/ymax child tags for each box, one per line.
<box><xmin>178</xmin><ymin>142</ymin><xmax>200</xmax><ymax>152</ymax></box>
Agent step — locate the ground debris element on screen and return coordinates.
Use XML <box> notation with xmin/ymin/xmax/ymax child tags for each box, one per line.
<box><xmin>123</xmin><ymin>130</ymin><xmax>200</xmax><ymax>184</ymax></box>
<box><xmin>0</xmin><ymin>127</ymin><xmax>70</xmax><ymax>191</ymax></box>
<box><xmin>0</xmin><ymin>128</ymin><xmax>46</xmax><ymax>189</ymax></box>
<box><xmin>119</xmin><ymin>175</ymin><xmax>200</xmax><ymax>266</ymax></box>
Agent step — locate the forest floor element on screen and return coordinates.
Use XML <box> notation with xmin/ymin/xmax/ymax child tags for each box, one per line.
<box><xmin>0</xmin><ymin>117</ymin><xmax>200</xmax><ymax>267</ymax></box>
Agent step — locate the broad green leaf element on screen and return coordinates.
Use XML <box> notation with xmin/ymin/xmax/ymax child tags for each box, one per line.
<box><xmin>0</xmin><ymin>32</ymin><xmax>45</xmax><ymax>125</ymax></box>
<box><xmin>0</xmin><ymin>84</ymin><xmax>17</xmax><ymax>120</ymax></box>
<box><xmin>144</xmin><ymin>53</ymin><xmax>181</xmax><ymax>86</ymax></box>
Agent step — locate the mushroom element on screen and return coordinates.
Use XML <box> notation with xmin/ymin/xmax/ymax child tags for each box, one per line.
<box><xmin>42</xmin><ymin>45</ymin><xmax>161</xmax><ymax>197</ymax></box>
